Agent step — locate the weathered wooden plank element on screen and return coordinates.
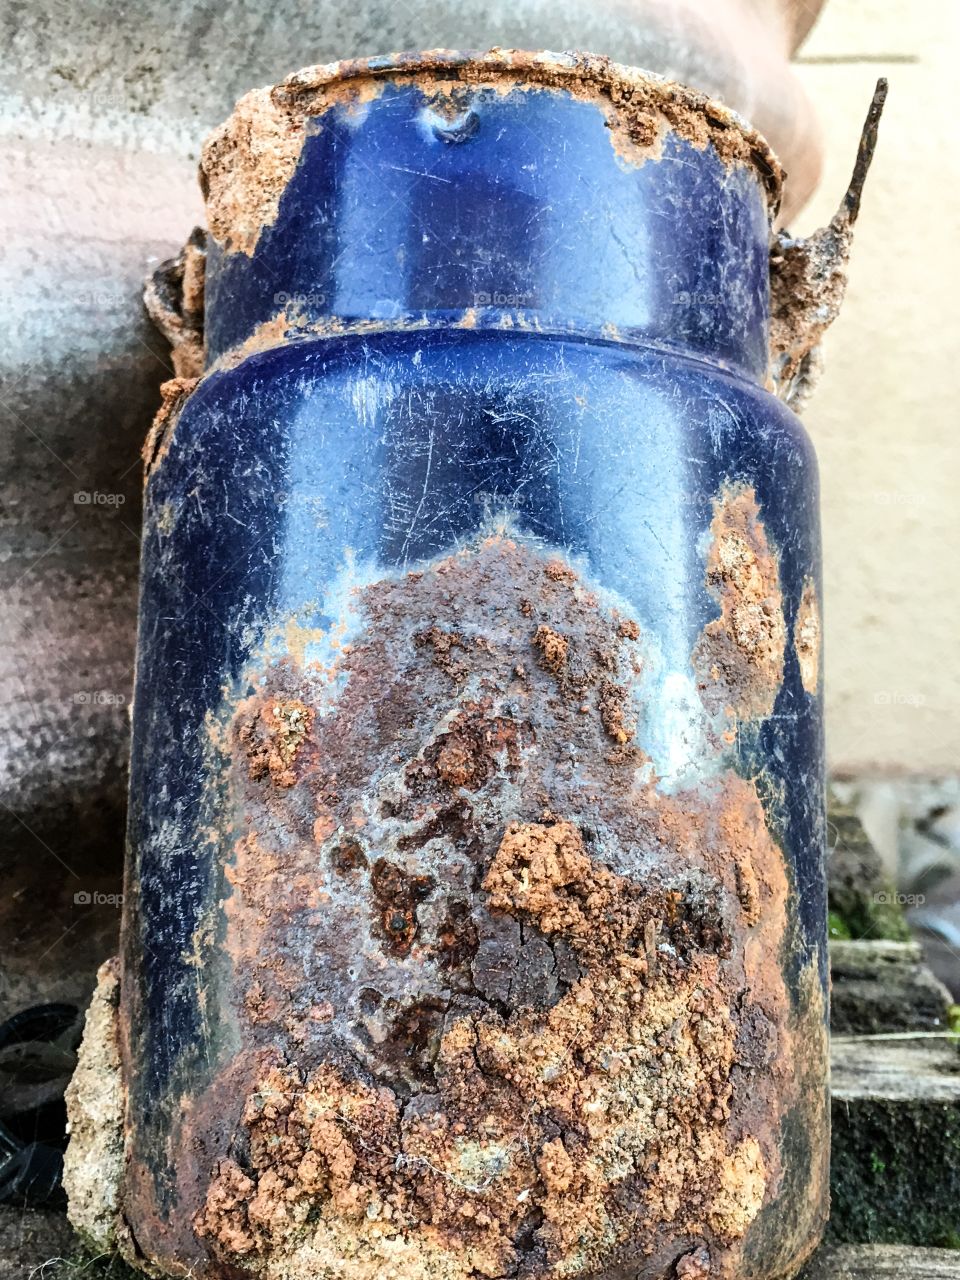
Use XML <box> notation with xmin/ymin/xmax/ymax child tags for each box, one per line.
<box><xmin>830</xmin><ymin>939</ymin><xmax>954</xmax><ymax>1036</ymax></box>
<box><xmin>827</xmin><ymin>796</ymin><xmax>910</xmax><ymax>943</ymax></box>
<box><xmin>828</xmin><ymin>1037</ymin><xmax>960</xmax><ymax>1246</ymax></box>
<box><xmin>802</xmin><ymin>1242</ymin><xmax>960</xmax><ymax>1278</ymax></box>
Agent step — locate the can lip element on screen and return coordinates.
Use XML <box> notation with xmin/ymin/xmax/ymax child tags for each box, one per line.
<box><xmin>271</xmin><ymin>47</ymin><xmax>783</xmax><ymax>212</ymax></box>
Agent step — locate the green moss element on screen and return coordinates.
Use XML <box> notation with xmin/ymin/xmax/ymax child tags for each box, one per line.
<box><xmin>947</xmin><ymin>1005</ymin><xmax>960</xmax><ymax>1041</ymax></box>
<box><xmin>863</xmin><ymin>894</ymin><xmax>913</xmax><ymax>943</ymax></box>
<box><xmin>827</xmin><ymin>886</ymin><xmax>911</xmax><ymax>943</ymax></box>
<box><xmin>829</xmin><ymin>1096</ymin><xmax>960</xmax><ymax>1246</ymax></box>
<box><xmin>828</xmin><ymin>910</ymin><xmax>853</xmax><ymax>940</ymax></box>
<box><xmin>826</xmin><ymin>802</ymin><xmax>912</xmax><ymax>943</ymax></box>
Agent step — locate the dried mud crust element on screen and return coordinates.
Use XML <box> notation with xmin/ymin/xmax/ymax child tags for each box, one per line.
<box><xmin>142</xmin><ymin>377</ymin><xmax>199</xmax><ymax>481</ymax></box>
<box><xmin>143</xmin><ymin>227</ymin><xmax>207</xmax><ymax>379</ymax></box>
<box><xmin>692</xmin><ymin>484</ymin><xmax>787</xmax><ymax>724</ymax></box>
<box><xmin>64</xmin><ymin>957</ymin><xmax>125</xmax><ymax>1251</ymax></box>
<box><xmin>182</xmin><ymin>534</ymin><xmax>825</xmax><ymax>1280</ymax></box>
<box><xmin>200</xmin><ymin>50</ymin><xmax>782</xmax><ymax>256</ymax></box>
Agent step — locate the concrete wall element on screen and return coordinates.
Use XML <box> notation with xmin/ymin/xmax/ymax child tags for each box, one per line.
<box><xmin>794</xmin><ymin>0</ymin><xmax>960</xmax><ymax>776</ymax></box>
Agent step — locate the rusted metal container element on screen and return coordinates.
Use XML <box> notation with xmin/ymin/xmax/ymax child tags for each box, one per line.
<box><xmin>75</xmin><ymin>51</ymin><xmax>838</xmax><ymax>1280</ymax></box>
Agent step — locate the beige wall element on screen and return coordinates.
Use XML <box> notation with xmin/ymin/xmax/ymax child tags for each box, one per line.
<box><xmin>793</xmin><ymin>0</ymin><xmax>960</xmax><ymax>775</ymax></box>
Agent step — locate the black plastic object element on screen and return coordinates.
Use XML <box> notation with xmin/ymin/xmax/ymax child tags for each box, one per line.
<box><xmin>0</xmin><ymin>1003</ymin><xmax>81</xmax><ymax>1207</ymax></box>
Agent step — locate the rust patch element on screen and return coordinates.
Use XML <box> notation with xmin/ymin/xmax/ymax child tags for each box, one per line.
<box><xmin>330</xmin><ymin>835</ymin><xmax>367</xmax><ymax>874</ymax></box>
<box><xmin>370</xmin><ymin>859</ymin><xmax>436</xmax><ymax>955</ymax></box>
<box><xmin>202</xmin><ymin>50</ymin><xmax>782</xmax><ymax>259</ymax></box>
<box><xmin>676</xmin><ymin>1246</ymin><xmax>712</xmax><ymax>1278</ymax></box>
<box><xmin>205</xmin><ymin>305</ymin><xmax>738</xmax><ymax>378</ymax></box>
<box><xmin>794</xmin><ymin>578</ymin><xmax>822</xmax><ymax>696</ymax></box>
<box><xmin>163</xmin><ymin>534</ymin><xmax>826</xmax><ymax>1279</ymax></box>
<box><xmin>415</xmin><ymin>625</ymin><xmax>467</xmax><ymax>677</ymax></box>
<box><xmin>544</xmin><ymin>558</ymin><xmax>575</xmax><ymax>583</ymax></box>
<box><xmin>277</xmin><ymin>51</ymin><xmax>782</xmax><ymax>204</ymax></box>
<box><xmin>424</xmin><ymin>701</ymin><xmax>526</xmax><ymax>791</ymax></box>
<box><xmin>200</xmin><ymin>87</ymin><xmax>319</xmax><ymax>257</ymax></box>
<box><xmin>692</xmin><ymin>484</ymin><xmax>786</xmax><ymax>723</ymax></box>
<box><xmin>208</xmin><ymin>309</ymin><xmax>298</xmax><ymax>374</ymax></box>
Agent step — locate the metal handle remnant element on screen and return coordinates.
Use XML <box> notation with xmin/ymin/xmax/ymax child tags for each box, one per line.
<box><xmin>770</xmin><ymin>78</ymin><xmax>888</xmax><ymax>409</ymax></box>
<box><xmin>67</xmin><ymin>49</ymin><xmax>845</xmax><ymax>1280</ymax></box>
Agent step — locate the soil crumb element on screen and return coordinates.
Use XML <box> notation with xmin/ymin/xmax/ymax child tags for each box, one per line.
<box><xmin>237</xmin><ymin>697</ymin><xmax>314</xmax><ymax>788</ymax></box>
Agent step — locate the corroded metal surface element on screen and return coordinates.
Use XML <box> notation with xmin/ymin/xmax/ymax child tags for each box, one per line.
<box><xmin>2</xmin><ymin>2</ymin><xmax>830</xmax><ymax>1035</ymax></box>
<box><xmin>69</xmin><ymin>49</ymin><xmax>833</xmax><ymax>1280</ymax></box>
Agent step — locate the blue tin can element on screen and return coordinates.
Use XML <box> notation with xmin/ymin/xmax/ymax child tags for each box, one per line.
<box><xmin>113</xmin><ymin>52</ymin><xmax>831</xmax><ymax>1280</ymax></box>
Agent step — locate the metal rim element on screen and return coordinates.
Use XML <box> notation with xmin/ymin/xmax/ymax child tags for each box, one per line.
<box><xmin>268</xmin><ymin>47</ymin><xmax>783</xmax><ymax>211</ymax></box>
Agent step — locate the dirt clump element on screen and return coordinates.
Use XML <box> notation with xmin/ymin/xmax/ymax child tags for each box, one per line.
<box><xmin>532</xmin><ymin>623</ymin><xmax>568</xmax><ymax>676</ymax></box>
<box><xmin>64</xmin><ymin>958</ymin><xmax>125</xmax><ymax>1254</ymax></box>
<box><xmin>237</xmin><ymin>696</ymin><xmax>314</xmax><ymax>787</ymax></box>
<box><xmin>598</xmin><ymin>677</ymin><xmax>634</xmax><ymax>744</ymax></box>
